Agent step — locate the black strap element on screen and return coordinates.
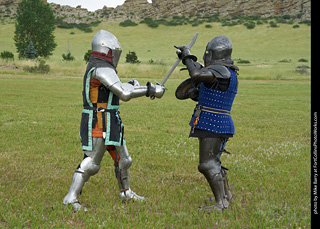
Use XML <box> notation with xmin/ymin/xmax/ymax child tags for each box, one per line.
<box><xmin>101</xmin><ymin>110</ymin><xmax>106</xmax><ymax>134</ymax></box>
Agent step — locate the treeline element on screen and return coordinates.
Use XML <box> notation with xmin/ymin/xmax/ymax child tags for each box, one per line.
<box><xmin>51</xmin><ymin>13</ymin><xmax>310</xmax><ymax>32</ymax></box>
<box><xmin>120</xmin><ymin>14</ymin><xmax>310</xmax><ymax>29</ymax></box>
<box><xmin>55</xmin><ymin>17</ymin><xmax>101</xmax><ymax>33</ymax></box>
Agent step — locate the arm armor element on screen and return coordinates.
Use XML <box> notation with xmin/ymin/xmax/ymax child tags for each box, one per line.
<box><xmin>92</xmin><ymin>67</ymin><xmax>148</xmax><ymax>102</ymax></box>
<box><xmin>184</xmin><ymin>58</ymin><xmax>231</xmax><ymax>83</ymax></box>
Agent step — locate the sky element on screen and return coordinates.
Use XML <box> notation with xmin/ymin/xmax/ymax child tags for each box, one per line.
<box><xmin>47</xmin><ymin>0</ymin><xmax>152</xmax><ymax>12</ymax></box>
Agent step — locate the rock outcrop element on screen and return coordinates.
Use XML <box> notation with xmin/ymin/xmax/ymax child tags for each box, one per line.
<box><xmin>0</xmin><ymin>0</ymin><xmax>311</xmax><ymax>23</ymax></box>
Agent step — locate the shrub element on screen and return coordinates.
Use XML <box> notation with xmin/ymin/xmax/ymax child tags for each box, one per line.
<box><xmin>295</xmin><ymin>65</ymin><xmax>309</xmax><ymax>74</ymax></box>
<box><xmin>269</xmin><ymin>21</ymin><xmax>279</xmax><ymax>28</ymax></box>
<box><xmin>279</xmin><ymin>59</ymin><xmax>291</xmax><ymax>63</ymax></box>
<box><xmin>62</xmin><ymin>52</ymin><xmax>75</xmax><ymax>61</ymax></box>
<box><xmin>56</xmin><ymin>19</ymin><xmax>100</xmax><ymax>33</ymax></box>
<box><xmin>237</xmin><ymin>59</ymin><xmax>251</xmax><ymax>64</ymax></box>
<box><xmin>148</xmin><ymin>59</ymin><xmax>165</xmax><ymax>65</ymax></box>
<box><xmin>298</xmin><ymin>58</ymin><xmax>308</xmax><ymax>63</ymax></box>
<box><xmin>77</xmin><ymin>23</ymin><xmax>93</xmax><ymax>33</ymax></box>
<box><xmin>119</xmin><ymin>19</ymin><xmax>138</xmax><ymax>27</ymax></box>
<box><xmin>23</xmin><ymin>59</ymin><xmax>50</xmax><ymax>73</ymax></box>
<box><xmin>84</xmin><ymin>50</ymin><xmax>91</xmax><ymax>63</ymax></box>
<box><xmin>244</xmin><ymin>21</ymin><xmax>255</xmax><ymax>29</ymax></box>
<box><xmin>0</xmin><ymin>51</ymin><xmax>14</xmax><ymax>61</ymax></box>
<box><xmin>140</xmin><ymin>17</ymin><xmax>159</xmax><ymax>28</ymax></box>
<box><xmin>125</xmin><ymin>51</ymin><xmax>140</xmax><ymax>64</ymax></box>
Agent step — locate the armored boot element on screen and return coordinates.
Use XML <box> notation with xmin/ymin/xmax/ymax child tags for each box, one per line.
<box><xmin>63</xmin><ymin>143</ymin><xmax>103</xmax><ymax>212</ymax></box>
<box><xmin>200</xmin><ymin>171</ymin><xmax>229</xmax><ymax>211</ymax></box>
<box><xmin>221</xmin><ymin>168</ymin><xmax>232</xmax><ymax>201</ymax></box>
<box><xmin>115</xmin><ymin>166</ymin><xmax>145</xmax><ymax>202</ymax></box>
<box><xmin>63</xmin><ymin>172</ymin><xmax>88</xmax><ymax>212</ymax></box>
<box><xmin>119</xmin><ymin>188</ymin><xmax>145</xmax><ymax>202</ymax></box>
<box><xmin>114</xmin><ymin>145</ymin><xmax>145</xmax><ymax>202</ymax></box>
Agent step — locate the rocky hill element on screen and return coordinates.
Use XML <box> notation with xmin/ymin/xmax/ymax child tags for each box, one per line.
<box><xmin>0</xmin><ymin>0</ymin><xmax>311</xmax><ymax>23</ymax></box>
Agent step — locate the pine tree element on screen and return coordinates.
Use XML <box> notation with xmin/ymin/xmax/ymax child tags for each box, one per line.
<box><xmin>23</xmin><ymin>41</ymin><xmax>38</xmax><ymax>59</ymax></box>
<box><xmin>14</xmin><ymin>0</ymin><xmax>57</xmax><ymax>58</ymax></box>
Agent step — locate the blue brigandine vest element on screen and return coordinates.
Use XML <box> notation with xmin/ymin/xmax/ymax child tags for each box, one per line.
<box><xmin>189</xmin><ymin>69</ymin><xmax>238</xmax><ymax>135</ymax></box>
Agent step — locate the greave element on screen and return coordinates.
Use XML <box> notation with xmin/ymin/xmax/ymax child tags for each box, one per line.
<box><xmin>63</xmin><ymin>172</ymin><xmax>86</xmax><ymax>205</ymax></box>
<box><xmin>115</xmin><ymin>166</ymin><xmax>130</xmax><ymax>191</ymax></box>
<box><xmin>221</xmin><ymin>168</ymin><xmax>232</xmax><ymax>200</ymax></box>
<box><xmin>204</xmin><ymin>171</ymin><xmax>229</xmax><ymax>210</ymax></box>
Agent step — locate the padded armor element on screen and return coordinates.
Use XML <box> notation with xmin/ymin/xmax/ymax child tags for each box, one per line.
<box><xmin>189</xmin><ymin>69</ymin><xmax>238</xmax><ymax>135</ymax></box>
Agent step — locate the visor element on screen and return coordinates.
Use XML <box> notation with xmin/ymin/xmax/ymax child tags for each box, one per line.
<box><xmin>112</xmin><ymin>48</ymin><xmax>122</xmax><ymax>68</ymax></box>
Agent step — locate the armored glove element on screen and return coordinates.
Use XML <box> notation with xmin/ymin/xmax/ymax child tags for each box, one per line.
<box><xmin>146</xmin><ymin>82</ymin><xmax>165</xmax><ymax>99</ymax></box>
<box><xmin>175</xmin><ymin>45</ymin><xmax>197</xmax><ymax>64</ymax></box>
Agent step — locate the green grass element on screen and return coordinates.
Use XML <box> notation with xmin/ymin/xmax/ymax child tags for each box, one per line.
<box><xmin>0</xmin><ymin>20</ymin><xmax>311</xmax><ymax>227</ymax></box>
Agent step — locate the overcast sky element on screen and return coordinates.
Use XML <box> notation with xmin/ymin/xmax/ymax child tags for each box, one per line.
<box><xmin>47</xmin><ymin>0</ymin><xmax>152</xmax><ymax>12</ymax></box>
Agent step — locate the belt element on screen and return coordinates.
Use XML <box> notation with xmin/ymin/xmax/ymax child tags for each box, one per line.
<box><xmin>83</xmin><ymin>105</ymin><xmax>119</xmax><ymax>139</ymax></box>
<box><xmin>83</xmin><ymin>106</ymin><xmax>117</xmax><ymax>113</ymax></box>
<box><xmin>200</xmin><ymin>106</ymin><xmax>230</xmax><ymax>115</ymax></box>
<box><xmin>192</xmin><ymin>105</ymin><xmax>230</xmax><ymax>133</ymax></box>
<box><xmin>194</xmin><ymin>105</ymin><xmax>230</xmax><ymax>117</ymax></box>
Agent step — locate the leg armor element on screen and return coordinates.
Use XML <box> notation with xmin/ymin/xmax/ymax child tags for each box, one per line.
<box><xmin>63</xmin><ymin>138</ymin><xmax>106</xmax><ymax>211</ymax></box>
<box><xmin>113</xmin><ymin>145</ymin><xmax>145</xmax><ymax>201</ymax></box>
<box><xmin>221</xmin><ymin>167</ymin><xmax>233</xmax><ymax>201</ymax></box>
<box><xmin>114</xmin><ymin>145</ymin><xmax>132</xmax><ymax>192</ymax></box>
<box><xmin>198</xmin><ymin>138</ymin><xmax>230</xmax><ymax>210</ymax></box>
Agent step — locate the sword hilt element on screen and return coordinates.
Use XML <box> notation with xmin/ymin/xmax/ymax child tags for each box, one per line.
<box><xmin>149</xmin><ymin>81</ymin><xmax>166</xmax><ymax>100</ymax></box>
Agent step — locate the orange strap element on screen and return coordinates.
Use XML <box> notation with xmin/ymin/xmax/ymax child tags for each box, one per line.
<box><xmin>107</xmin><ymin>145</ymin><xmax>120</xmax><ymax>165</ymax></box>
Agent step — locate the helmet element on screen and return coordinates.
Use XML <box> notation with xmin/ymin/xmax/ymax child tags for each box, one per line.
<box><xmin>203</xmin><ymin>36</ymin><xmax>233</xmax><ymax>66</ymax></box>
<box><xmin>92</xmin><ymin>30</ymin><xmax>122</xmax><ymax>67</ymax></box>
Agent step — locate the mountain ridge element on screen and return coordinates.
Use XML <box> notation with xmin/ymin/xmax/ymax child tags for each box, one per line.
<box><xmin>0</xmin><ymin>0</ymin><xmax>311</xmax><ymax>24</ymax></box>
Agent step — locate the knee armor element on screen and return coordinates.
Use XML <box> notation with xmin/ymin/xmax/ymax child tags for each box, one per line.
<box><xmin>198</xmin><ymin>138</ymin><xmax>231</xmax><ymax>210</ymax></box>
<box><xmin>198</xmin><ymin>138</ymin><xmax>222</xmax><ymax>176</ymax></box>
<box><xmin>76</xmin><ymin>156</ymin><xmax>100</xmax><ymax>181</ymax></box>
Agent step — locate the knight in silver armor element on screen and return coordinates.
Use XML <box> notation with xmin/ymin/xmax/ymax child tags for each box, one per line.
<box><xmin>63</xmin><ymin>30</ymin><xmax>165</xmax><ymax>212</ymax></box>
<box><xmin>175</xmin><ymin>35</ymin><xmax>239</xmax><ymax>211</ymax></box>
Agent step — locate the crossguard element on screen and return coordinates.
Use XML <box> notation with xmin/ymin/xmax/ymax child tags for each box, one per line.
<box><xmin>149</xmin><ymin>33</ymin><xmax>198</xmax><ymax>101</ymax></box>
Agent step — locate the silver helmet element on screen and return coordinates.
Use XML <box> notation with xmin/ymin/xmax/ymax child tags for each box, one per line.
<box><xmin>203</xmin><ymin>36</ymin><xmax>233</xmax><ymax>66</ymax></box>
<box><xmin>92</xmin><ymin>30</ymin><xmax>122</xmax><ymax>67</ymax></box>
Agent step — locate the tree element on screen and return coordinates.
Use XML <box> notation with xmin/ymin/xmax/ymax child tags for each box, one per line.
<box><xmin>84</xmin><ymin>50</ymin><xmax>91</xmax><ymax>63</ymax></box>
<box><xmin>14</xmin><ymin>0</ymin><xmax>57</xmax><ymax>58</ymax></box>
<box><xmin>125</xmin><ymin>51</ymin><xmax>140</xmax><ymax>64</ymax></box>
<box><xmin>0</xmin><ymin>51</ymin><xmax>14</xmax><ymax>61</ymax></box>
<box><xmin>23</xmin><ymin>41</ymin><xmax>38</xmax><ymax>59</ymax></box>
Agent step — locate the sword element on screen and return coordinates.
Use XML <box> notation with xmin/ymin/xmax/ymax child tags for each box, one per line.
<box><xmin>150</xmin><ymin>32</ymin><xmax>199</xmax><ymax>100</ymax></box>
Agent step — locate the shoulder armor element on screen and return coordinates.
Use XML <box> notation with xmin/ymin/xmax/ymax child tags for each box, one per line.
<box><xmin>208</xmin><ymin>65</ymin><xmax>231</xmax><ymax>79</ymax></box>
<box><xmin>92</xmin><ymin>67</ymin><xmax>120</xmax><ymax>88</ymax></box>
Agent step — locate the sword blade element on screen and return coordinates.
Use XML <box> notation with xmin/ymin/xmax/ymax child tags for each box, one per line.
<box><xmin>159</xmin><ymin>32</ymin><xmax>199</xmax><ymax>86</ymax></box>
<box><xmin>187</xmin><ymin>32</ymin><xmax>198</xmax><ymax>49</ymax></box>
<box><xmin>160</xmin><ymin>58</ymin><xmax>181</xmax><ymax>86</ymax></box>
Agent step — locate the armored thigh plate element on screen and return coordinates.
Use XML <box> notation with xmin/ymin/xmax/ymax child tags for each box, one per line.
<box><xmin>198</xmin><ymin>138</ymin><xmax>223</xmax><ymax>175</ymax></box>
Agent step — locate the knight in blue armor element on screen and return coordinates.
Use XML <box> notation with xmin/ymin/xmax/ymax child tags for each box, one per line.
<box><xmin>175</xmin><ymin>35</ymin><xmax>239</xmax><ymax>211</ymax></box>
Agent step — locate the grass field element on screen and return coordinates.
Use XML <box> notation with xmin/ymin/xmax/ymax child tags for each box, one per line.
<box><xmin>0</xmin><ymin>19</ymin><xmax>311</xmax><ymax>227</ymax></box>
